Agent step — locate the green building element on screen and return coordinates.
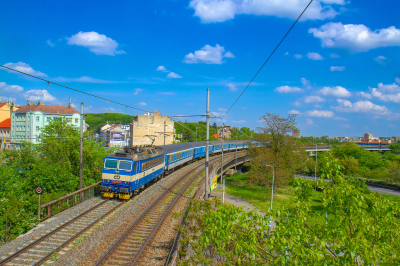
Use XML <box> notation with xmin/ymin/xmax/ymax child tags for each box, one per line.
<box><xmin>10</xmin><ymin>103</ymin><xmax>84</xmax><ymax>147</ymax></box>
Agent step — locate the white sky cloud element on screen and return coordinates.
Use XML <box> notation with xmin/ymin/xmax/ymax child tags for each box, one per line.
<box><xmin>47</xmin><ymin>39</ymin><xmax>55</xmax><ymax>47</ymax></box>
<box><xmin>304</xmin><ymin>110</ymin><xmax>335</xmax><ymax>117</ymax></box>
<box><xmin>4</xmin><ymin>62</ymin><xmax>48</xmax><ymax>77</ymax></box>
<box><xmin>293</xmin><ymin>101</ymin><xmax>302</xmax><ymax>107</ymax></box>
<box><xmin>330</xmin><ymin>53</ymin><xmax>340</xmax><ymax>58</ymax></box>
<box><xmin>332</xmin><ymin>99</ymin><xmax>390</xmax><ymax>114</ymax></box>
<box><xmin>374</xmin><ymin>56</ymin><xmax>391</xmax><ymax>66</ymax></box>
<box><xmin>309</xmin><ymin>23</ymin><xmax>400</xmax><ymax>52</ymax></box>
<box><xmin>275</xmin><ymin>85</ymin><xmax>303</xmax><ymax>93</ymax></box>
<box><xmin>67</xmin><ymin>31</ymin><xmax>125</xmax><ymax>55</ymax></box>
<box><xmin>138</xmin><ymin>102</ymin><xmax>147</xmax><ymax>106</ymax></box>
<box><xmin>226</xmin><ymin>83</ymin><xmax>238</xmax><ymax>91</ymax></box>
<box><xmin>133</xmin><ymin>88</ymin><xmax>143</xmax><ymax>95</ymax></box>
<box><xmin>317</xmin><ymin>86</ymin><xmax>351</xmax><ymax>97</ymax></box>
<box><xmin>53</xmin><ymin>76</ymin><xmax>120</xmax><ymax>83</ymax></box>
<box><xmin>184</xmin><ymin>44</ymin><xmax>234</xmax><ymax>64</ymax></box>
<box><xmin>304</xmin><ymin>95</ymin><xmax>325</xmax><ymax>103</ymax></box>
<box><xmin>167</xmin><ymin>72</ymin><xmax>182</xmax><ymax>78</ymax></box>
<box><xmin>159</xmin><ymin>92</ymin><xmax>175</xmax><ymax>95</ymax></box>
<box><xmin>306</xmin><ymin>118</ymin><xmax>314</xmax><ymax>125</ymax></box>
<box><xmin>156</xmin><ymin>66</ymin><xmax>169</xmax><ymax>72</ymax></box>
<box><xmin>232</xmin><ymin>120</ymin><xmax>246</xmax><ymax>124</ymax></box>
<box><xmin>294</xmin><ymin>54</ymin><xmax>303</xmax><ymax>59</ymax></box>
<box><xmin>330</xmin><ymin>66</ymin><xmax>345</xmax><ymax>71</ymax></box>
<box><xmin>333</xmin><ymin>116</ymin><xmax>347</xmax><ymax>121</ymax></box>
<box><xmin>0</xmin><ymin>82</ymin><xmax>24</xmax><ymax>93</ymax></box>
<box><xmin>307</xmin><ymin>52</ymin><xmax>324</xmax><ymax>60</ymax></box>
<box><xmin>189</xmin><ymin>0</ymin><xmax>345</xmax><ymax>23</ymax></box>
<box><xmin>396</xmin><ymin>78</ymin><xmax>400</xmax><ymax>84</ymax></box>
<box><xmin>357</xmin><ymin>91</ymin><xmax>372</xmax><ymax>99</ymax></box>
<box><xmin>24</xmin><ymin>89</ymin><xmax>57</xmax><ymax>103</ymax></box>
<box><xmin>289</xmin><ymin>110</ymin><xmax>300</xmax><ymax>115</ymax></box>
<box><xmin>340</xmin><ymin>124</ymin><xmax>350</xmax><ymax>128</ymax></box>
<box><xmin>370</xmin><ymin>81</ymin><xmax>400</xmax><ymax>103</ymax></box>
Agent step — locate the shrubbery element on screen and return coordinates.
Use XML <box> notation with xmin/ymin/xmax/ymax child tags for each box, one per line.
<box><xmin>0</xmin><ymin>118</ymin><xmax>113</xmax><ymax>244</ymax></box>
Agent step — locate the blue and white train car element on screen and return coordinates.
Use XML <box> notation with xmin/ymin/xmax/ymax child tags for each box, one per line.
<box><xmin>101</xmin><ymin>146</ymin><xmax>166</xmax><ymax>200</ymax></box>
<box><xmin>160</xmin><ymin>142</ymin><xmax>195</xmax><ymax>172</ymax></box>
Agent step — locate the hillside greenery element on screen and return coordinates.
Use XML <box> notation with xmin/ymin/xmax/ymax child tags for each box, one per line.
<box><xmin>0</xmin><ymin>118</ymin><xmax>114</xmax><ymax>244</ymax></box>
<box><xmin>85</xmin><ymin>113</ymin><xmax>136</xmax><ymax>133</ymax></box>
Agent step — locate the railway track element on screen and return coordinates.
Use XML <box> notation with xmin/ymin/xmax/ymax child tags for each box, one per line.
<box><xmin>94</xmin><ymin>157</ymin><xmax>219</xmax><ymax>266</ymax></box>
<box><xmin>0</xmin><ymin>199</ymin><xmax>125</xmax><ymax>266</ymax></box>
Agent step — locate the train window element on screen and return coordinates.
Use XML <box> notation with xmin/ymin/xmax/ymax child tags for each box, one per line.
<box><xmin>119</xmin><ymin>160</ymin><xmax>132</xmax><ymax>171</ymax></box>
<box><xmin>104</xmin><ymin>159</ymin><xmax>118</xmax><ymax>169</ymax></box>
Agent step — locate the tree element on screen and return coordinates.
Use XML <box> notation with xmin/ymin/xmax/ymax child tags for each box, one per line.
<box><xmin>212</xmin><ymin>121</ymin><xmax>217</xmax><ymax>130</ymax></box>
<box><xmin>248</xmin><ymin>113</ymin><xmax>305</xmax><ymax>194</ymax></box>
<box><xmin>177</xmin><ymin>153</ymin><xmax>400</xmax><ymax>265</ymax></box>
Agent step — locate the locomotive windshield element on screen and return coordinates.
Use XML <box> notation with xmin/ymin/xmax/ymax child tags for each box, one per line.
<box><xmin>104</xmin><ymin>159</ymin><xmax>118</xmax><ymax>169</ymax></box>
<box><xmin>119</xmin><ymin>160</ymin><xmax>132</xmax><ymax>171</ymax></box>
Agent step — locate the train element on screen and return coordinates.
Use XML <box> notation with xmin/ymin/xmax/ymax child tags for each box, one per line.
<box><xmin>100</xmin><ymin>140</ymin><xmax>259</xmax><ymax>200</ymax></box>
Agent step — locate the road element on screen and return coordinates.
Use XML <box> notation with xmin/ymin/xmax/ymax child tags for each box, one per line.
<box><xmin>295</xmin><ymin>174</ymin><xmax>400</xmax><ymax>197</ymax></box>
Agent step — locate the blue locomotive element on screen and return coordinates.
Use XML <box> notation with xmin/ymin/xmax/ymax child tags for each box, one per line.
<box><xmin>100</xmin><ymin>140</ymin><xmax>259</xmax><ymax>199</ymax></box>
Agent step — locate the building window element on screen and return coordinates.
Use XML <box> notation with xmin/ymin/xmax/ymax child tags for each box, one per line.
<box><xmin>36</xmin><ymin>126</ymin><xmax>39</xmax><ymax>132</ymax></box>
<box><xmin>36</xmin><ymin>116</ymin><xmax>40</xmax><ymax>122</ymax></box>
<box><xmin>27</xmin><ymin>126</ymin><xmax>29</xmax><ymax>131</ymax></box>
<box><xmin>75</xmin><ymin>118</ymin><xmax>78</xmax><ymax>123</ymax></box>
<box><xmin>46</xmin><ymin>117</ymin><xmax>49</xmax><ymax>122</ymax></box>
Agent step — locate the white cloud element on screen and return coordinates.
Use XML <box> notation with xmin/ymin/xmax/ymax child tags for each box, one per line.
<box><xmin>67</xmin><ymin>31</ymin><xmax>125</xmax><ymax>56</ymax></box>
<box><xmin>133</xmin><ymin>88</ymin><xmax>143</xmax><ymax>95</ymax></box>
<box><xmin>340</xmin><ymin>124</ymin><xmax>350</xmax><ymax>128</ymax></box>
<box><xmin>369</xmin><ymin>82</ymin><xmax>400</xmax><ymax>103</ymax></box>
<box><xmin>389</xmin><ymin>124</ymin><xmax>398</xmax><ymax>129</ymax></box>
<box><xmin>189</xmin><ymin>0</ymin><xmax>345</xmax><ymax>23</ymax></box>
<box><xmin>332</xmin><ymin>99</ymin><xmax>390</xmax><ymax>115</ymax></box>
<box><xmin>223</xmin><ymin>51</ymin><xmax>235</xmax><ymax>58</ymax></box>
<box><xmin>186</xmin><ymin>103</ymin><xmax>194</xmax><ymax>106</ymax></box>
<box><xmin>293</xmin><ymin>101</ymin><xmax>302</xmax><ymax>107</ymax></box>
<box><xmin>47</xmin><ymin>40</ymin><xmax>55</xmax><ymax>47</ymax></box>
<box><xmin>275</xmin><ymin>85</ymin><xmax>303</xmax><ymax>93</ymax></box>
<box><xmin>294</xmin><ymin>54</ymin><xmax>303</xmax><ymax>59</ymax></box>
<box><xmin>304</xmin><ymin>110</ymin><xmax>335</xmax><ymax>117</ymax></box>
<box><xmin>309</xmin><ymin>23</ymin><xmax>400</xmax><ymax>52</ymax></box>
<box><xmin>289</xmin><ymin>110</ymin><xmax>300</xmax><ymax>115</ymax></box>
<box><xmin>226</xmin><ymin>83</ymin><xmax>238</xmax><ymax>91</ymax></box>
<box><xmin>24</xmin><ymin>89</ymin><xmax>57</xmax><ymax>103</ymax></box>
<box><xmin>357</xmin><ymin>91</ymin><xmax>372</xmax><ymax>99</ymax></box>
<box><xmin>333</xmin><ymin>116</ymin><xmax>347</xmax><ymax>121</ymax></box>
<box><xmin>232</xmin><ymin>120</ymin><xmax>246</xmax><ymax>124</ymax></box>
<box><xmin>304</xmin><ymin>95</ymin><xmax>325</xmax><ymax>103</ymax></box>
<box><xmin>306</xmin><ymin>118</ymin><xmax>314</xmax><ymax>125</ymax></box>
<box><xmin>138</xmin><ymin>102</ymin><xmax>147</xmax><ymax>106</ymax></box>
<box><xmin>330</xmin><ymin>53</ymin><xmax>340</xmax><ymax>58</ymax></box>
<box><xmin>167</xmin><ymin>72</ymin><xmax>182</xmax><ymax>79</ymax></box>
<box><xmin>159</xmin><ymin>92</ymin><xmax>175</xmax><ymax>95</ymax></box>
<box><xmin>396</xmin><ymin>78</ymin><xmax>400</xmax><ymax>84</ymax></box>
<box><xmin>184</xmin><ymin>44</ymin><xmax>234</xmax><ymax>64</ymax></box>
<box><xmin>285</xmin><ymin>52</ymin><xmax>289</xmax><ymax>55</ymax></box>
<box><xmin>100</xmin><ymin>107</ymin><xmax>116</xmax><ymax>112</ymax></box>
<box><xmin>218</xmin><ymin>108</ymin><xmax>227</xmax><ymax>112</ymax></box>
<box><xmin>374</xmin><ymin>56</ymin><xmax>391</xmax><ymax>66</ymax></box>
<box><xmin>4</xmin><ymin>62</ymin><xmax>48</xmax><ymax>77</ymax></box>
<box><xmin>307</xmin><ymin>52</ymin><xmax>324</xmax><ymax>60</ymax></box>
<box><xmin>53</xmin><ymin>76</ymin><xmax>119</xmax><ymax>83</ymax></box>
<box><xmin>0</xmin><ymin>82</ymin><xmax>24</xmax><ymax>93</ymax></box>
<box><xmin>330</xmin><ymin>66</ymin><xmax>345</xmax><ymax>71</ymax></box>
<box><xmin>317</xmin><ymin>86</ymin><xmax>351</xmax><ymax>97</ymax></box>
<box><xmin>156</xmin><ymin>66</ymin><xmax>169</xmax><ymax>72</ymax></box>
<box><xmin>301</xmin><ymin>78</ymin><xmax>310</xmax><ymax>87</ymax></box>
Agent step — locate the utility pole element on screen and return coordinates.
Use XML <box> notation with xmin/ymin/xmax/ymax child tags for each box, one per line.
<box><xmin>80</xmin><ymin>102</ymin><xmax>84</xmax><ymax>199</ymax></box>
<box><xmin>205</xmin><ymin>88</ymin><xmax>210</xmax><ymax>200</ymax></box>
<box><xmin>235</xmin><ymin>128</ymin><xmax>238</xmax><ymax>171</ymax></box>
<box><xmin>195</xmin><ymin>127</ymin><xmax>197</xmax><ymax>142</ymax></box>
<box><xmin>220</xmin><ymin>124</ymin><xmax>224</xmax><ymax>184</ymax></box>
<box><xmin>164</xmin><ymin>120</ymin><xmax>166</xmax><ymax>145</ymax></box>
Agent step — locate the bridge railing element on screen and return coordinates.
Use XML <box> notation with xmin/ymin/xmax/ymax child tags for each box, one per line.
<box><xmin>39</xmin><ymin>182</ymin><xmax>101</xmax><ymax>221</ymax></box>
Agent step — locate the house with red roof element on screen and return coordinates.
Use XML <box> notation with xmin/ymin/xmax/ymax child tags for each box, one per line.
<box><xmin>0</xmin><ymin>118</ymin><xmax>11</xmax><ymax>149</ymax></box>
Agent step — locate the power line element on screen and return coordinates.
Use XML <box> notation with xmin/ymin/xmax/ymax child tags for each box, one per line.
<box><xmin>222</xmin><ymin>0</ymin><xmax>314</xmax><ymax>118</ymax></box>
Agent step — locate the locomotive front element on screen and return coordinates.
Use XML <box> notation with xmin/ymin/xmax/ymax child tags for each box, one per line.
<box><xmin>100</xmin><ymin>145</ymin><xmax>165</xmax><ymax>200</ymax></box>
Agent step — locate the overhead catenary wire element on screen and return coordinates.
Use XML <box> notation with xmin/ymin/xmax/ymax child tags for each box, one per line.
<box><xmin>222</xmin><ymin>0</ymin><xmax>314</xmax><ymax>118</ymax></box>
<box><xmin>0</xmin><ymin>64</ymin><xmax>205</xmax><ymax>141</ymax></box>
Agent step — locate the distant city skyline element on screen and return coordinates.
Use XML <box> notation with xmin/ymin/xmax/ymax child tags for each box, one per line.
<box><xmin>1</xmin><ymin>0</ymin><xmax>399</xmax><ymax>137</ymax></box>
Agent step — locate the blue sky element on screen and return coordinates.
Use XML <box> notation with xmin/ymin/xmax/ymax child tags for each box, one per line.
<box><xmin>1</xmin><ymin>0</ymin><xmax>400</xmax><ymax>137</ymax></box>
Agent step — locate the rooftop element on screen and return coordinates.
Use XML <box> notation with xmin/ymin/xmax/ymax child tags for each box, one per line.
<box><xmin>0</xmin><ymin>118</ymin><xmax>11</xmax><ymax>128</ymax></box>
<box><xmin>15</xmin><ymin>104</ymin><xmax>79</xmax><ymax>114</ymax></box>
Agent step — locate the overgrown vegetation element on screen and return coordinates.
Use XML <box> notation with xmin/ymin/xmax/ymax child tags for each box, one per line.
<box><xmin>0</xmin><ymin>118</ymin><xmax>113</xmax><ymax>244</ymax></box>
<box><xmin>177</xmin><ymin>154</ymin><xmax>400</xmax><ymax>265</ymax></box>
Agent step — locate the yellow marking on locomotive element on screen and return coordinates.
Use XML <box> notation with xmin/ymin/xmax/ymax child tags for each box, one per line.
<box><xmin>119</xmin><ymin>194</ymin><xmax>130</xmax><ymax>200</ymax></box>
<box><xmin>102</xmin><ymin>192</ymin><xmax>114</xmax><ymax>198</ymax></box>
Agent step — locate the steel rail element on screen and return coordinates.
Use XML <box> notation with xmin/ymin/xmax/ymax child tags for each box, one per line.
<box><xmin>94</xmin><ymin>157</ymin><xmax>222</xmax><ymax>266</ymax></box>
<box><xmin>33</xmin><ymin>201</ymin><xmax>125</xmax><ymax>266</ymax></box>
<box><xmin>0</xmin><ymin>200</ymin><xmax>124</xmax><ymax>266</ymax></box>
